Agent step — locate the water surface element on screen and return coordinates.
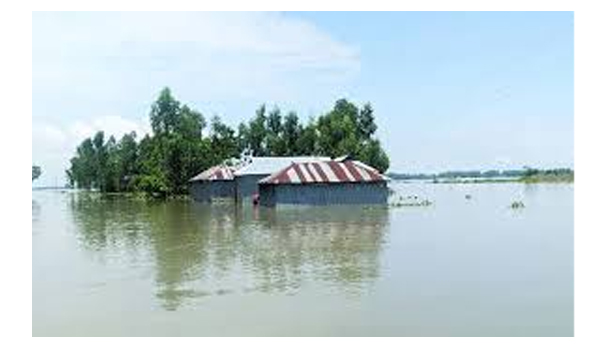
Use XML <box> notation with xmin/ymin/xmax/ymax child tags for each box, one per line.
<box><xmin>32</xmin><ymin>183</ymin><xmax>573</xmax><ymax>336</ymax></box>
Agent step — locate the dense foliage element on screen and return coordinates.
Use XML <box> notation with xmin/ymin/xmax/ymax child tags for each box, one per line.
<box><xmin>32</xmin><ymin>165</ymin><xmax>42</xmax><ymax>181</ymax></box>
<box><xmin>519</xmin><ymin>167</ymin><xmax>574</xmax><ymax>183</ymax></box>
<box><xmin>66</xmin><ymin>88</ymin><xmax>390</xmax><ymax>195</ymax></box>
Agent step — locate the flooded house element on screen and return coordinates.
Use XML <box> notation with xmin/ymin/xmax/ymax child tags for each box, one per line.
<box><xmin>234</xmin><ymin>156</ymin><xmax>329</xmax><ymax>203</ymax></box>
<box><xmin>188</xmin><ymin>165</ymin><xmax>236</xmax><ymax>202</ymax></box>
<box><xmin>258</xmin><ymin>160</ymin><xmax>389</xmax><ymax>206</ymax></box>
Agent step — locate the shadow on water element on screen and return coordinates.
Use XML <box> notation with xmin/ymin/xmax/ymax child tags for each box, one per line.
<box><xmin>68</xmin><ymin>193</ymin><xmax>390</xmax><ymax>311</ymax></box>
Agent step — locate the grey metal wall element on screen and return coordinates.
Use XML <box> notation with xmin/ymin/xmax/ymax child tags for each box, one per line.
<box><xmin>259</xmin><ymin>182</ymin><xmax>388</xmax><ymax>207</ymax></box>
<box><xmin>190</xmin><ymin>180</ymin><xmax>235</xmax><ymax>202</ymax></box>
<box><xmin>190</xmin><ymin>181</ymin><xmax>210</xmax><ymax>202</ymax></box>
<box><xmin>259</xmin><ymin>184</ymin><xmax>277</xmax><ymax>207</ymax></box>
<box><xmin>235</xmin><ymin>174</ymin><xmax>268</xmax><ymax>202</ymax></box>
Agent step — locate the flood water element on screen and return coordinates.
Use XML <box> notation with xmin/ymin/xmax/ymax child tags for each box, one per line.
<box><xmin>32</xmin><ymin>183</ymin><xmax>573</xmax><ymax>336</ymax></box>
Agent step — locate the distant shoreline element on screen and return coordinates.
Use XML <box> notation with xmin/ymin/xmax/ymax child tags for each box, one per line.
<box><xmin>388</xmin><ymin>168</ymin><xmax>574</xmax><ymax>184</ymax></box>
<box><xmin>391</xmin><ymin>177</ymin><xmax>573</xmax><ymax>184</ymax></box>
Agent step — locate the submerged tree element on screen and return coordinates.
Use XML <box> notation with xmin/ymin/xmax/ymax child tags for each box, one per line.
<box><xmin>66</xmin><ymin>88</ymin><xmax>391</xmax><ymax>195</ymax></box>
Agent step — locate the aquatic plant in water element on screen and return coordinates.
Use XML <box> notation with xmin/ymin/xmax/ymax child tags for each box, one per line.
<box><xmin>389</xmin><ymin>195</ymin><xmax>433</xmax><ymax>207</ymax></box>
<box><xmin>510</xmin><ymin>201</ymin><xmax>525</xmax><ymax>209</ymax></box>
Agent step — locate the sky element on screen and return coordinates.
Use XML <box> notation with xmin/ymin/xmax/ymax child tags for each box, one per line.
<box><xmin>32</xmin><ymin>11</ymin><xmax>573</xmax><ymax>186</ymax></box>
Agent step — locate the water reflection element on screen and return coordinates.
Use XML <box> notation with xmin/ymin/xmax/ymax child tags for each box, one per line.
<box><xmin>69</xmin><ymin>193</ymin><xmax>389</xmax><ymax>310</ymax></box>
<box><xmin>523</xmin><ymin>182</ymin><xmax>539</xmax><ymax>197</ymax></box>
<box><xmin>250</xmin><ymin>207</ymin><xmax>388</xmax><ymax>294</ymax></box>
<box><xmin>68</xmin><ymin>194</ymin><xmax>150</xmax><ymax>253</ymax></box>
<box><xmin>32</xmin><ymin>199</ymin><xmax>41</xmax><ymax>223</ymax></box>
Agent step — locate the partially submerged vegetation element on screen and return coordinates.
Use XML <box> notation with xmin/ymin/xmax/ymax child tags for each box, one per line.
<box><xmin>66</xmin><ymin>87</ymin><xmax>389</xmax><ymax>197</ymax></box>
<box><xmin>388</xmin><ymin>169</ymin><xmax>525</xmax><ymax>181</ymax></box>
<box><xmin>389</xmin><ymin>195</ymin><xmax>433</xmax><ymax>208</ymax></box>
<box><xmin>389</xmin><ymin>167</ymin><xmax>573</xmax><ymax>184</ymax></box>
<box><xmin>518</xmin><ymin>168</ymin><xmax>574</xmax><ymax>183</ymax></box>
<box><xmin>433</xmin><ymin>178</ymin><xmax>518</xmax><ymax>184</ymax></box>
<box><xmin>510</xmin><ymin>201</ymin><xmax>526</xmax><ymax>209</ymax></box>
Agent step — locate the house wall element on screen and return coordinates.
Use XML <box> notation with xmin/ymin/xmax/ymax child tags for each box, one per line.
<box><xmin>259</xmin><ymin>182</ymin><xmax>389</xmax><ymax>206</ymax></box>
<box><xmin>259</xmin><ymin>185</ymin><xmax>277</xmax><ymax>207</ymax></box>
<box><xmin>235</xmin><ymin>174</ymin><xmax>268</xmax><ymax>202</ymax></box>
<box><xmin>190</xmin><ymin>180</ymin><xmax>235</xmax><ymax>202</ymax></box>
<box><xmin>190</xmin><ymin>181</ymin><xmax>210</xmax><ymax>202</ymax></box>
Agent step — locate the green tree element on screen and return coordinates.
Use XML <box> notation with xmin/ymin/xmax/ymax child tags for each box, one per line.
<box><xmin>247</xmin><ymin>105</ymin><xmax>268</xmax><ymax>156</ymax></box>
<box><xmin>209</xmin><ymin>115</ymin><xmax>238</xmax><ymax>165</ymax></box>
<box><xmin>65</xmin><ymin>87</ymin><xmax>391</xmax><ymax>195</ymax></box>
<box><xmin>137</xmin><ymin>135</ymin><xmax>169</xmax><ymax>195</ymax></box>
<box><xmin>296</xmin><ymin>119</ymin><xmax>318</xmax><ymax>155</ymax></box>
<box><xmin>316</xmin><ymin>99</ymin><xmax>360</xmax><ymax>157</ymax></box>
<box><xmin>116</xmin><ymin>132</ymin><xmax>139</xmax><ymax>191</ymax></box>
<box><xmin>150</xmin><ymin>87</ymin><xmax>181</xmax><ymax>135</ymax></box>
<box><xmin>358</xmin><ymin>103</ymin><xmax>377</xmax><ymax>139</ymax></box>
<box><xmin>91</xmin><ymin>131</ymin><xmax>107</xmax><ymax>190</ymax></box>
<box><xmin>68</xmin><ymin>138</ymin><xmax>95</xmax><ymax>189</ymax></box>
<box><xmin>358</xmin><ymin>139</ymin><xmax>390</xmax><ymax>173</ymax></box>
<box><xmin>314</xmin><ymin>99</ymin><xmax>389</xmax><ymax>172</ymax></box>
<box><xmin>237</xmin><ymin>122</ymin><xmax>250</xmax><ymax>154</ymax></box>
<box><xmin>145</xmin><ymin>88</ymin><xmax>212</xmax><ymax>195</ymax></box>
<box><xmin>102</xmin><ymin>135</ymin><xmax>120</xmax><ymax>192</ymax></box>
<box><xmin>282</xmin><ymin>112</ymin><xmax>302</xmax><ymax>156</ymax></box>
<box><xmin>523</xmin><ymin>166</ymin><xmax>540</xmax><ymax>178</ymax></box>
<box><xmin>177</xmin><ymin>105</ymin><xmax>206</xmax><ymax>138</ymax></box>
<box><xmin>265</xmin><ymin>107</ymin><xmax>285</xmax><ymax>155</ymax></box>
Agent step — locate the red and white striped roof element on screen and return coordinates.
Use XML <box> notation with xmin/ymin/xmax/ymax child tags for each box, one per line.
<box><xmin>189</xmin><ymin>165</ymin><xmax>235</xmax><ymax>182</ymax></box>
<box><xmin>259</xmin><ymin>161</ymin><xmax>385</xmax><ymax>185</ymax></box>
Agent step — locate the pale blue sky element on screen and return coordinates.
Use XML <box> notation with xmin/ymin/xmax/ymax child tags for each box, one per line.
<box><xmin>33</xmin><ymin>11</ymin><xmax>573</xmax><ymax>186</ymax></box>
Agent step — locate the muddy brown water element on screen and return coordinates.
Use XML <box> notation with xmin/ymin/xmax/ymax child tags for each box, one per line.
<box><xmin>32</xmin><ymin>183</ymin><xmax>573</xmax><ymax>336</ymax></box>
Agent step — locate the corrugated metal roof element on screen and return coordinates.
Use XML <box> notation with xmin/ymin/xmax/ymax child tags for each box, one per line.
<box><xmin>234</xmin><ymin>156</ymin><xmax>330</xmax><ymax>176</ymax></box>
<box><xmin>189</xmin><ymin>165</ymin><xmax>235</xmax><ymax>182</ymax></box>
<box><xmin>259</xmin><ymin>160</ymin><xmax>386</xmax><ymax>185</ymax></box>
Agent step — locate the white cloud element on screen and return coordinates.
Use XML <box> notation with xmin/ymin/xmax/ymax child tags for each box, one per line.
<box><xmin>68</xmin><ymin>115</ymin><xmax>150</xmax><ymax>142</ymax></box>
<box><xmin>35</xmin><ymin>12</ymin><xmax>358</xmax><ymax>69</ymax></box>
<box><xmin>34</xmin><ymin>115</ymin><xmax>149</xmax><ymax>153</ymax></box>
<box><xmin>33</xmin><ymin>12</ymin><xmax>360</xmax><ymax>102</ymax></box>
<box><xmin>32</xmin><ymin>12</ymin><xmax>361</xmax><ymax>186</ymax></box>
<box><xmin>32</xmin><ymin>115</ymin><xmax>149</xmax><ymax>187</ymax></box>
<box><xmin>32</xmin><ymin>125</ymin><xmax>67</xmax><ymax>151</ymax></box>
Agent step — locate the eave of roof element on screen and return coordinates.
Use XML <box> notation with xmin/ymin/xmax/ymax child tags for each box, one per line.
<box><xmin>189</xmin><ymin>165</ymin><xmax>235</xmax><ymax>182</ymax></box>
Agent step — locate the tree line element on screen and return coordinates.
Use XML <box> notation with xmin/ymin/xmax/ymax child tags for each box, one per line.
<box><xmin>66</xmin><ymin>87</ymin><xmax>390</xmax><ymax>195</ymax></box>
<box><xmin>388</xmin><ymin>167</ymin><xmax>574</xmax><ymax>181</ymax></box>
